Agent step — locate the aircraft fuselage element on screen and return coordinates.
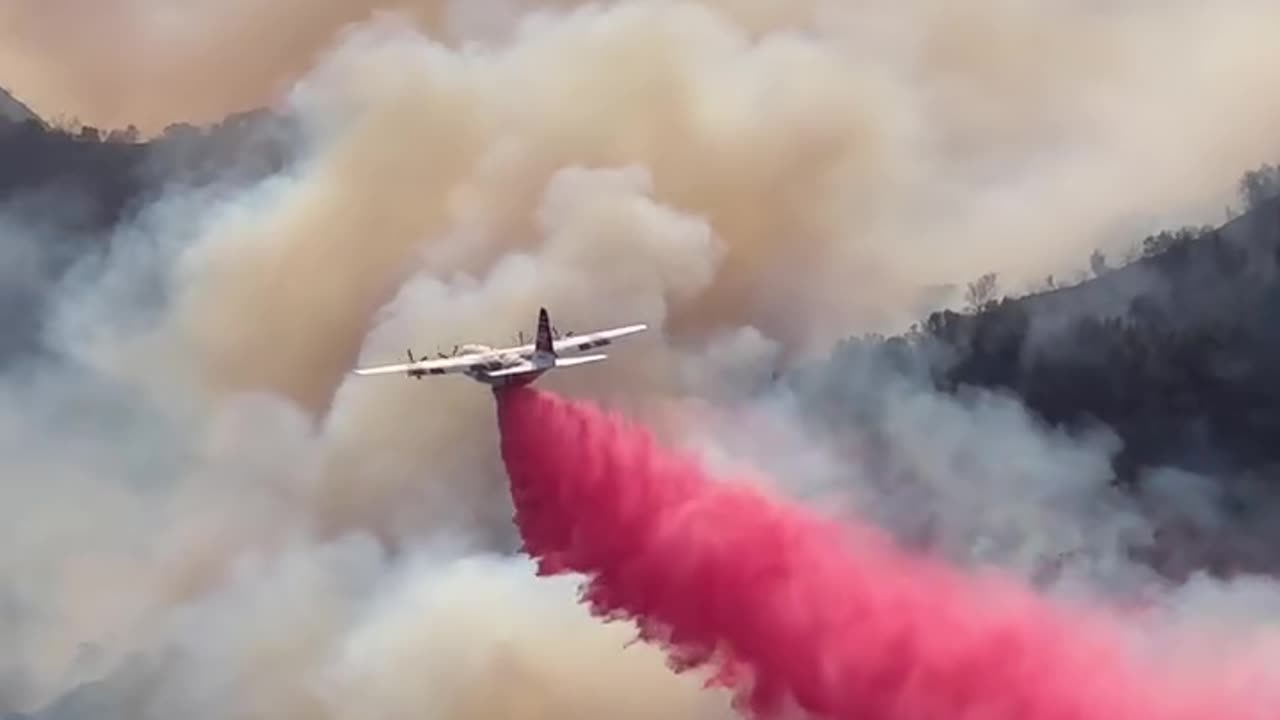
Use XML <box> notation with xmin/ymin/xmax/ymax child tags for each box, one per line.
<box><xmin>403</xmin><ymin>347</ymin><xmax>552</xmax><ymax>386</ymax></box>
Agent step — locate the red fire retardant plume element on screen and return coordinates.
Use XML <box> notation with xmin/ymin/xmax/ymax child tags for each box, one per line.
<box><xmin>496</xmin><ymin>387</ymin><xmax>1254</xmax><ymax>720</ymax></box>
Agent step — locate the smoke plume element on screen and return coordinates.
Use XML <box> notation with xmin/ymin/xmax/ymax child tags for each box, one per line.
<box><xmin>4</xmin><ymin>1</ymin><xmax>1280</xmax><ymax>718</ymax></box>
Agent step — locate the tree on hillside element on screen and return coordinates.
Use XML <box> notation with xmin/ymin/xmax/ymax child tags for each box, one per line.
<box><xmin>1239</xmin><ymin>163</ymin><xmax>1280</xmax><ymax>212</ymax></box>
<box><xmin>105</xmin><ymin>125</ymin><xmax>140</xmax><ymax>144</ymax></box>
<box><xmin>1089</xmin><ymin>249</ymin><xmax>1109</xmax><ymax>277</ymax></box>
<box><xmin>964</xmin><ymin>272</ymin><xmax>1000</xmax><ymax>313</ymax></box>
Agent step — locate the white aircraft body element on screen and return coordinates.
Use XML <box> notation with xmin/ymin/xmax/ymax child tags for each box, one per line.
<box><xmin>352</xmin><ymin>307</ymin><xmax>647</xmax><ymax>388</ymax></box>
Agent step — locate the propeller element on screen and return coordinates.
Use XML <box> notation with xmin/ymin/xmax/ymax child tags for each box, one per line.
<box><xmin>406</xmin><ymin>348</ymin><xmax>422</xmax><ymax>380</ymax></box>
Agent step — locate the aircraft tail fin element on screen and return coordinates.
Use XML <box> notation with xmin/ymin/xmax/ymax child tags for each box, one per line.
<box><xmin>535</xmin><ymin>307</ymin><xmax>555</xmax><ymax>357</ymax></box>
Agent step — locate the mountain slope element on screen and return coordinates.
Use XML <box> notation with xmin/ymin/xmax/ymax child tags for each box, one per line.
<box><xmin>0</xmin><ymin>87</ymin><xmax>39</xmax><ymax>125</ymax></box>
<box><xmin>917</xmin><ymin>195</ymin><xmax>1280</xmax><ymax>482</ymax></box>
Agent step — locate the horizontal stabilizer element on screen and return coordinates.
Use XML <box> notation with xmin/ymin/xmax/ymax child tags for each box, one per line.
<box><xmin>554</xmin><ymin>354</ymin><xmax>608</xmax><ymax>368</ymax></box>
<box><xmin>483</xmin><ymin>353</ymin><xmax>609</xmax><ymax>379</ymax></box>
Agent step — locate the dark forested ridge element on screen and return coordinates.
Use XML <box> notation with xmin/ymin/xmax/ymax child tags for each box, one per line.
<box><xmin>0</xmin><ymin>97</ymin><xmax>298</xmax><ymax>363</ymax></box>
<box><xmin>911</xmin><ymin>175</ymin><xmax>1280</xmax><ymax>486</ymax></box>
<box><xmin>818</xmin><ymin>166</ymin><xmax>1280</xmax><ymax>579</ymax></box>
<box><xmin>748</xmin><ymin>167</ymin><xmax>1280</xmax><ymax>580</ymax></box>
<box><xmin>0</xmin><ymin>107</ymin><xmax>296</xmax><ymax>228</ymax></box>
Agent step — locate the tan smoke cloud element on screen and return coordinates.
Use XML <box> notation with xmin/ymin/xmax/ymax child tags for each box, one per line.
<box><xmin>0</xmin><ymin>0</ymin><xmax>804</xmax><ymax>132</ymax></box>
<box><xmin>322</xmin><ymin>556</ymin><xmax>736</xmax><ymax>720</ymax></box>
<box><xmin>93</xmin><ymin>0</ymin><xmax>1278</xmax><ymax>408</ymax></box>
<box><xmin>9</xmin><ymin>0</ymin><xmax>1280</xmax><ymax>717</ymax></box>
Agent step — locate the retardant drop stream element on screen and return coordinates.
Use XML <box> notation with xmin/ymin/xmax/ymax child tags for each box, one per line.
<box><xmin>495</xmin><ymin>386</ymin><xmax>1260</xmax><ymax>720</ymax></box>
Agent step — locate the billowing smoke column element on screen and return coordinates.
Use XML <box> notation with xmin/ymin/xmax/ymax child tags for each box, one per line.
<box><xmin>495</xmin><ymin>386</ymin><xmax>1252</xmax><ymax>720</ymax></box>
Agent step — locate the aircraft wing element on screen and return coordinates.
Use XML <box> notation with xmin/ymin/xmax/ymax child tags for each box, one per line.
<box><xmin>552</xmin><ymin>323</ymin><xmax>648</xmax><ymax>353</ymax></box>
<box><xmin>352</xmin><ymin>352</ymin><xmax>497</xmax><ymax>377</ymax></box>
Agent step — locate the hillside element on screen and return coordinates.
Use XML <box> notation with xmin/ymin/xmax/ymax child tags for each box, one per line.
<box><xmin>916</xmin><ymin>191</ymin><xmax>1280</xmax><ymax>483</ymax></box>
<box><xmin>0</xmin><ymin>103</ymin><xmax>296</xmax><ymax>227</ymax></box>
<box><xmin>0</xmin><ymin>88</ymin><xmax>38</xmax><ymax>124</ymax></box>
<box><xmin>774</xmin><ymin>169</ymin><xmax>1280</xmax><ymax>579</ymax></box>
<box><xmin>0</xmin><ymin>97</ymin><xmax>297</xmax><ymax>363</ymax></box>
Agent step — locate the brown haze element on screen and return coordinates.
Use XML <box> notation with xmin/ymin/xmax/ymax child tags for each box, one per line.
<box><xmin>5</xmin><ymin>1</ymin><xmax>1280</xmax><ymax>718</ymax></box>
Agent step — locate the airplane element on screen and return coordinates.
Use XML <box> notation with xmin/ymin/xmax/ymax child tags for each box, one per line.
<box><xmin>351</xmin><ymin>307</ymin><xmax>647</xmax><ymax>388</ymax></box>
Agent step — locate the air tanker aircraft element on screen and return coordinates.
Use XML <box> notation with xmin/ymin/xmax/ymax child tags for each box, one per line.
<box><xmin>352</xmin><ymin>307</ymin><xmax>647</xmax><ymax>388</ymax></box>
